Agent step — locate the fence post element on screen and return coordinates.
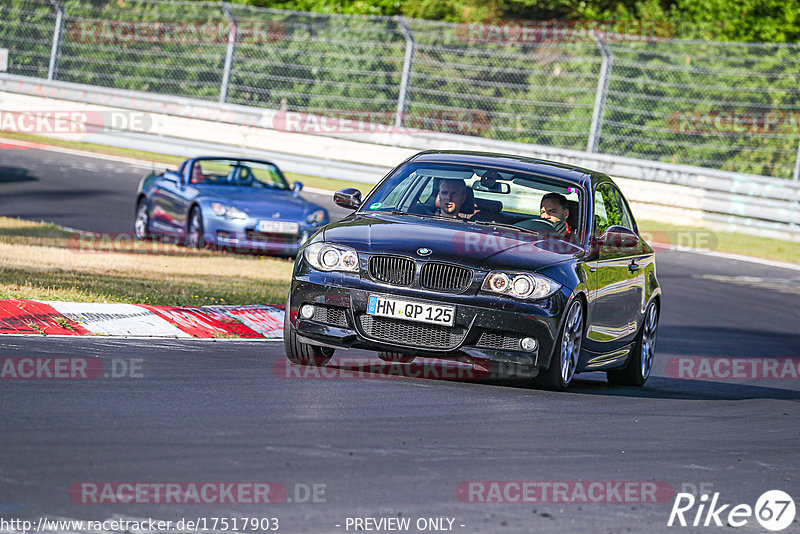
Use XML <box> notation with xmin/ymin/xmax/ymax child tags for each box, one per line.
<box><xmin>219</xmin><ymin>2</ymin><xmax>237</xmax><ymax>104</ymax></box>
<box><xmin>47</xmin><ymin>0</ymin><xmax>64</xmax><ymax>80</ymax></box>
<box><xmin>587</xmin><ymin>38</ymin><xmax>612</xmax><ymax>153</ymax></box>
<box><xmin>793</xmin><ymin>137</ymin><xmax>800</xmax><ymax>181</ymax></box>
<box><xmin>395</xmin><ymin>17</ymin><xmax>415</xmax><ymax>128</ymax></box>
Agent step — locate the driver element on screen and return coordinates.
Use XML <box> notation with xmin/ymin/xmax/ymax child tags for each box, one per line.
<box><xmin>190</xmin><ymin>163</ymin><xmax>206</xmax><ymax>184</ymax></box>
<box><xmin>435</xmin><ymin>179</ymin><xmax>469</xmax><ymax>218</ymax></box>
<box><xmin>540</xmin><ymin>193</ymin><xmax>571</xmax><ymax>237</ymax></box>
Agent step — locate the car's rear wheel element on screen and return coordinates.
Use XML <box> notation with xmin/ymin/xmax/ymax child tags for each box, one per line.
<box><xmin>377</xmin><ymin>351</ymin><xmax>415</xmax><ymax>364</ymax></box>
<box><xmin>134</xmin><ymin>198</ymin><xmax>150</xmax><ymax>240</ymax></box>
<box><xmin>283</xmin><ymin>299</ymin><xmax>334</xmax><ymax>367</ymax></box>
<box><xmin>607</xmin><ymin>301</ymin><xmax>658</xmax><ymax>387</ymax></box>
<box><xmin>187</xmin><ymin>207</ymin><xmax>205</xmax><ymax>249</ymax></box>
<box><xmin>536</xmin><ymin>299</ymin><xmax>583</xmax><ymax>391</ymax></box>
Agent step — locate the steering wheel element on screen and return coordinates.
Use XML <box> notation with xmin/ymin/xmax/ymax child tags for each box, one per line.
<box><xmin>513</xmin><ymin>217</ymin><xmax>558</xmax><ymax>233</ymax></box>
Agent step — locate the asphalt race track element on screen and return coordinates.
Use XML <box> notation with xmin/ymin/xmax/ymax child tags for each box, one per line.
<box><xmin>1</xmin><ymin>145</ymin><xmax>799</xmax><ymax>533</ymax></box>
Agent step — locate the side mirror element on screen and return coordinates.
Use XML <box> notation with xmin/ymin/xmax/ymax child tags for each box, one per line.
<box><xmin>292</xmin><ymin>181</ymin><xmax>303</xmax><ymax>196</ymax></box>
<box><xmin>334</xmin><ymin>188</ymin><xmax>362</xmax><ymax>210</ymax></box>
<box><xmin>598</xmin><ymin>225</ymin><xmax>639</xmax><ymax>251</ymax></box>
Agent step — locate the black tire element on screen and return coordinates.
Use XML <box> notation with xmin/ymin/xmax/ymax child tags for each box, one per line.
<box><xmin>283</xmin><ymin>299</ymin><xmax>334</xmax><ymax>367</ymax></box>
<box><xmin>134</xmin><ymin>198</ymin><xmax>150</xmax><ymax>240</ymax></box>
<box><xmin>377</xmin><ymin>351</ymin><xmax>415</xmax><ymax>364</ymax></box>
<box><xmin>535</xmin><ymin>299</ymin><xmax>584</xmax><ymax>391</ymax></box>
<box><xmin>187</xmin><ymin>206</ymin><xmax>206</xmax><ymax>249</ymax></box>
<box><xmin>607</xmin><ymin>301</ymin><xmax>658</xmax><ymax>387</ymax></box>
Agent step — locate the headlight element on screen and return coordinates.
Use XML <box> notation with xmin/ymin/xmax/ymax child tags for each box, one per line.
<box><xmin>210</xmin><ymin>202</ymin><xmax>247</xmax><ymax>220</ymax></box>
<box><xmin>306</xmin><ymin>209</ymin><xmax>327</xmax><ymax>225</ymax></box>
<box><xmin>304</xmin><ymin>242</ymin><xmax>359</xmax><ymax>272</ymax></box>
<box><xmin>482</xmin><ymin>271</ymin><xmax>561</xmax><ymax>300</ymax></box>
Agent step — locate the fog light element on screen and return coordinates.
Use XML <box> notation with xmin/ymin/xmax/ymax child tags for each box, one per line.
<box><xmin>299</xmin><ymin>304</ymin><xmax>315</xmax><ymax>319</ymax></box>
<box><xmin>520</xmin><ymin>337</ymin><xmax>537</xmax><ymax>351</ymax></box>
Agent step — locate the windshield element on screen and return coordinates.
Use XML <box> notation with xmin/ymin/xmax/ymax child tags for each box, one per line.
<box><xmin>361</xmin><ymin>162</ymin><xmax>583</xmax><ymax>239</ymax></box>
<box><xmin>188</xmin><ymin>159</ymin><xmax>289</xmax><ymax>190</ymax></box>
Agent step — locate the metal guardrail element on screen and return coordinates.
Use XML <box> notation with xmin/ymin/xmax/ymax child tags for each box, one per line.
<box><xmin>0</xmin><ymin>73</ymin><xmax>798</xmax><ymax>240</ymax></box>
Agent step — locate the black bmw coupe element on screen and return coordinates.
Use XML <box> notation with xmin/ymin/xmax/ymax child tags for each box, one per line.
<box><xmin>284</xmin><ymin>151</ymin><xmax>661</xmax><ymax>390</ymax></box>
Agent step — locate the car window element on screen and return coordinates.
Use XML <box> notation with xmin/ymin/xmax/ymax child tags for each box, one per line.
<box><xmin>611</xmin><ymin>186</ymin><xmax>637</xmax><ymax>232</ymax></box>
<box><xmin>189</xmin><ymin>159</ymin><xmax>289</xmax><ymax>189</ymax></box>
<box><xmin>594</xmin><ymin>183</ymin><xmax>624</xmax><ymax>235</ymax></box>
<box><xmin>361</xmin><ymin>162</ymin><xmax>582</xmax><ymax>237</ymax></box>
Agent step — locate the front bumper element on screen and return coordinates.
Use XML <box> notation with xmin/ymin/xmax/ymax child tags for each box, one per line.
<box><xmin>288</xmin><ymin>272</ymin><xmax>566</xmax><ymax>370</ymax></box>
<box><xmin>204</xmin><ymin>218</ymin><xmax>315</xmax><ymax>256</ymax></box>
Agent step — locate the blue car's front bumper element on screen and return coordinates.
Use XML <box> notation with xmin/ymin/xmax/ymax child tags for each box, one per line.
<box><xmin>204</xmin><ymin>217</ymin><xmax>319</xmax><ymax>256</ymax></box>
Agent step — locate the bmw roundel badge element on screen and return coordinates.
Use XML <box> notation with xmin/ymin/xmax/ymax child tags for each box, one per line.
<box><xmin>417</xmin><ymin>248</ymin><xmax>432</xmax><ymax>256</ymax></box>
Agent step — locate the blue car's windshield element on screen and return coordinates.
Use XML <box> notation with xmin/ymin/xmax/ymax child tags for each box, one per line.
<box><xmin>361</xmin><ymin>162</ymin><xmax>583</xmax><ymax>239</ymax></box>
<box><xmin>188</xmin><ymin>159</ymin><xmax>289</xmax><ymax>190</ymax></box>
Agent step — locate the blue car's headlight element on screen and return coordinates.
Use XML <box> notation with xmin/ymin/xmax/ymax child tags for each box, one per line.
<box><xmin>306</xmin><ymin>209</ymin><xmax>327</xmax><ymax>225</ymax></box>
<box><xmin>482</xmin><ymin>271</ymin><xmax>561</xmax><ymax>300</ymax></box>
<box><xmin>304</xmin><ymin>242</ymin><xmax>359</xmax><ymax>272</ymax></box>
<box><xmin>210</xmin><ymin>202</ymin><xmax>247</xmax><ymax>220</ymax></box>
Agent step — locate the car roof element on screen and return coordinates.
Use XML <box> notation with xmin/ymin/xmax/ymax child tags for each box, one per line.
<box><xmin>408</xmin><ymin>150</ymin><xmax>601</xmax><ymax>188</ymax></box>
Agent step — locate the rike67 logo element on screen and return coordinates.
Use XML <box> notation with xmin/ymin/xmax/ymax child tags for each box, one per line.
<box><xmin>668</xmin><ymin>490</ymin><xmax>795</xmax><ymax>531</ymax></box>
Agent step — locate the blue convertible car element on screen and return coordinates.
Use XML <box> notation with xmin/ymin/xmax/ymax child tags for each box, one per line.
<box><xmin>134</xmin><ymin>157</ymin><xmax>329</xmax><ymax>256</ymax></box>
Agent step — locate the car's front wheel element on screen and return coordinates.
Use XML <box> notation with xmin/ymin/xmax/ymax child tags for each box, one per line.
<box><xmin>134</xmin><ymin>198</ymin><xmax>150</xmax><ymax>240</ymax></box>
<box><xmin>377</xmin><ymin>351</ymin><xmax>415</xmax><ymax>364</ymax></box>
<box><xmin>283</xmin><ymin>300</ymin><xmax>334</xmax><ymax>367</ymax></box>
<box><xmin>607</xmin><ymin>301</ymin><xmax>658</xmax><ymax>386</ymax></box>
<box><xmin>536</xmin><ymin>299</ymin><xmax>584</xmax><ymax>391</ymax></box>
<box><xmin>187</xmin><ymin>207</ymin><xmax>206</xmax><ymax>249</ymax></box>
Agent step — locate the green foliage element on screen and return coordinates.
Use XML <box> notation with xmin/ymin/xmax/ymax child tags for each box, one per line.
<box><xmin>1</xmin><ymin>0</ymin><xmax>797</xmax><ymax>179</ymax></box>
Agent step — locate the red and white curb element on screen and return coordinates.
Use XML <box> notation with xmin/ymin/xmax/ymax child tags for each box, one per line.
<box><xmin>0</xmin><ymin>299</ymin><xmax>285</xmax><ymax>339</ymax></box>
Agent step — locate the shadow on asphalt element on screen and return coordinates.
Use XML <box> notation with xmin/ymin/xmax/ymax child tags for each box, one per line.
<box><xmin>325</xmin><ymin>359</ymin><xmax>800</xmax><ymax>401</ymax></box>
<box><xmin>659</xmin><ymin>326</ymin><xmax>800</xmax><ymax>358</ymax></box>
<box><xmin>0</xmin><ymin>167</ymin><xmax>37</xmax><ymax>183</ymax></box>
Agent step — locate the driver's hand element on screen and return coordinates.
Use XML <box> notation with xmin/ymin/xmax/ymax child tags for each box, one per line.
<box><xmin>552</xmin><ymin>219</ymin><xmax>568</xmax><ymax>236</ymax></box>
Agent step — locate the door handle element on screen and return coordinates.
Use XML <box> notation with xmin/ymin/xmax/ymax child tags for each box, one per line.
<box><xmin>628</xmin><ymin>262</ymin><xmax>640</xmax><ymax>273</ymax></box>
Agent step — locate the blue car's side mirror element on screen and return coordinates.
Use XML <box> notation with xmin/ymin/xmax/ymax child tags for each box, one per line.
<box><xmin>292</xmin><ymin>181</ymin><xmax>303</xmax><ymax>197</ymax></box>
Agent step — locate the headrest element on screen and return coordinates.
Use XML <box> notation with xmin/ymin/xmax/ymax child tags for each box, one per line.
<box><xmin>474</xmin><ymin>197</ymin><xmax>502</xmax><ymax>212</ymax></box>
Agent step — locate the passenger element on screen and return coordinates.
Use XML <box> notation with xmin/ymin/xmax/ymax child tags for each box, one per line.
<box><xmin>540</xmin><ymin>192</ymin><xmax>571</xmax><ymax>237</ymax></box>
<box><xmin>435</xmin><ymin>179</ymin><xmax>469</xmax><ymax>219</ymax></box>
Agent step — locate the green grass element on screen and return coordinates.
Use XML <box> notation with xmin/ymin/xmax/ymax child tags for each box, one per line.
<box><xmin>638</xmin><ymin>220</ymin><xmax>800</xmax><ymax>264</ymax></box>
<box><xmin>0</xmin><ymin>217</ymin><xmax>294</xmax><ymax>306</ymax></box>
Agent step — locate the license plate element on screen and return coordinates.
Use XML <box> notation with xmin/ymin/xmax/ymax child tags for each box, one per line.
<box><xmin>256</xmin><ymin>220</ymin><xmax>299</xmax><ymax>234</ymax></box>
<box><xmin>367</xmin><ymin>295</ymin><xmax>455</xmax><ymax>326</ymax></box>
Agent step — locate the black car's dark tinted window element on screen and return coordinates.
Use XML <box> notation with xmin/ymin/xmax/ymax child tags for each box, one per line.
<box><xmin>363</xmin><ymin>162</ymin><xmax>582</xmax><ymax>235</ymax></box>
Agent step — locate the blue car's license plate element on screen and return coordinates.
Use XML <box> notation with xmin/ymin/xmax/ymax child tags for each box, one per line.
<box><xmin>256</xmin><ymin>220</ymin><xmax>299</xmax><ymax>234</ymax></box>
<box><xmin>367</xmin><ymin>295</ymin><xmax>455</xmax><ymax>326</ymax></box>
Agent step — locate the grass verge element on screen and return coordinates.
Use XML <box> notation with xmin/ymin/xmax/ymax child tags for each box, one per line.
<box><xmin>0</xmin><ymin>217</ymin><xmax>293</xmax><ymax>306</ymax></box>
<box><xmin>637</xmin><ymin>220</ymin><xmax>800</xmax><ymax>264</ymax></box>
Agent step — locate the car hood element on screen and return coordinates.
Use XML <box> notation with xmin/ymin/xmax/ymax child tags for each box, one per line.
<box><xmin>198</xmin><ymin>187</ymin><xmax>321</xmax><ymax>219</ymax></box>
<box><xmin>322</xmin><ymin>213</ymin><xmax>582</xmax><ymax>271</ymax></box>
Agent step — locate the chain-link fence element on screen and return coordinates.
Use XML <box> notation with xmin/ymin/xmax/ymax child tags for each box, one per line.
<box><xmin>2</xmin><ymin>0</ymin><xmax>800</xmax><ymax>180</ymax></box>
